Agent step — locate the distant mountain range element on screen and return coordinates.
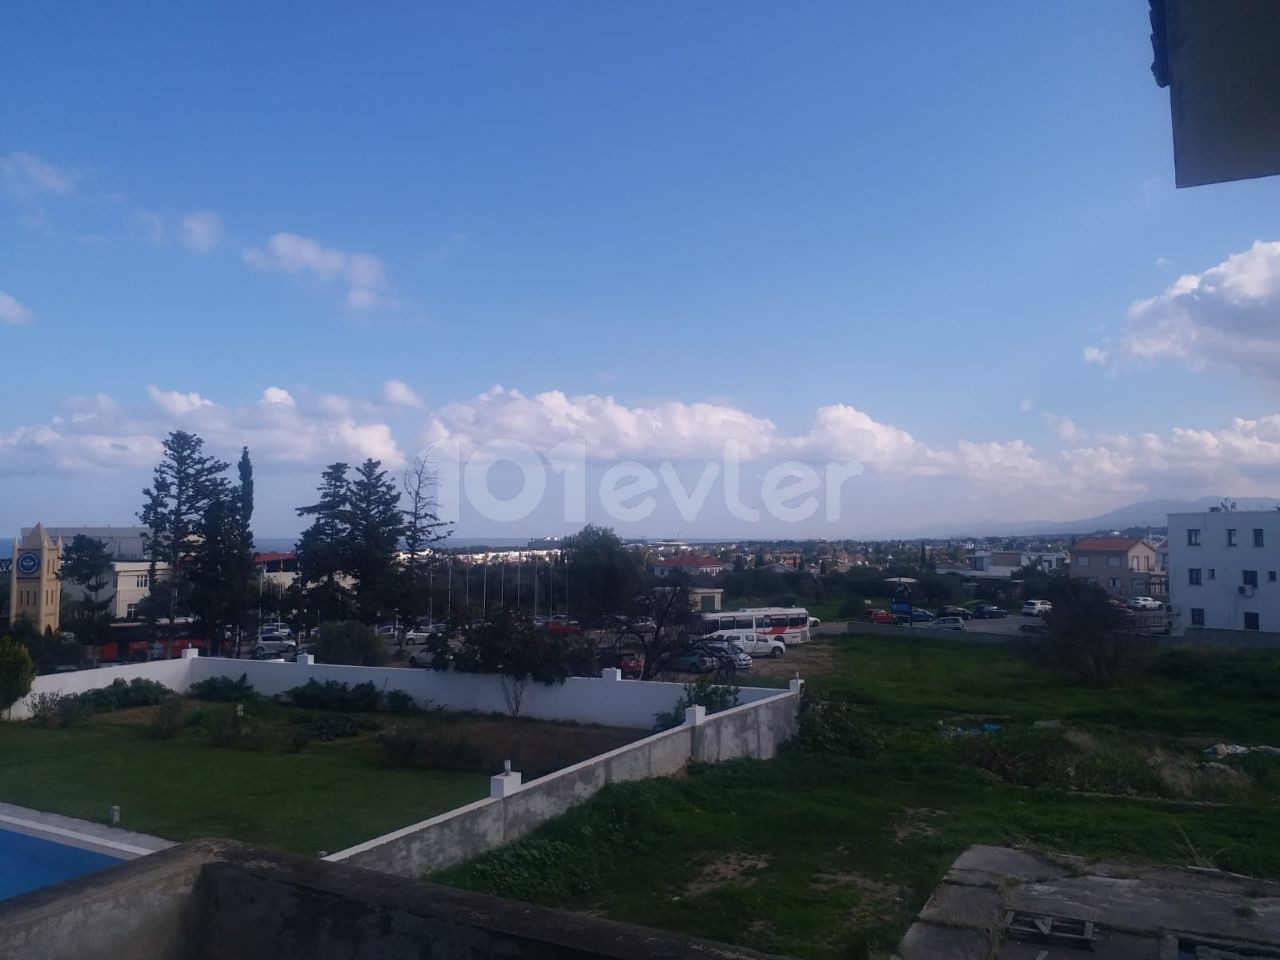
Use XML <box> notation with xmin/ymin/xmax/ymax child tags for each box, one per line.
<box><xmin>913</xmin><ymin>496</ymin><xmax>1280</xmax><ymax>539</ymax></box>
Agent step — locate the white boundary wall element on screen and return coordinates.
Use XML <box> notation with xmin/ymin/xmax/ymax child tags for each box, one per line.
<box><xmin>9</xmin><ymin>655</ymin><xmax>198</xmax><ymax>721</ymax></box>
<box><xmin>8</xmin><ymin>652</ymin><xmax>783</xmax><ymax>730</ymax></box>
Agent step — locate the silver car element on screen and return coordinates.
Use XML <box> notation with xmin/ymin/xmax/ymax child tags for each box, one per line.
<box><xmin>700</xmin><ymin>641</ymin><xmax>752</xmax><ymax>670</ymax></box>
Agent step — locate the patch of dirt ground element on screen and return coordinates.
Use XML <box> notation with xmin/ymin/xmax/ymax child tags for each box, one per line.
<box><xmin>750</xmin><ymin>639</ymin><xmax>836</xmax><ymax>680</ymax></box>
<box><xmin>686</xmin><ymin>852</ymin><xmax>770</xmax><ymax>896</ymax></box>
<box><xmin>809</xmin><ymin>871</ymin><xmax>907</xmax><ymax>924</ymax></box>
<box><xmin>892</xmin><ymin>807</ymin><xmax>948</xmax><ymax>842</ymax></box>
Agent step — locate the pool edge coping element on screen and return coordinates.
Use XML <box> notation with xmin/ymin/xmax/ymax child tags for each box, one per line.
<box><xmin>0</xmin><ymin>801</ymin><xmax>174</xmax><ymax>860</ymax></box>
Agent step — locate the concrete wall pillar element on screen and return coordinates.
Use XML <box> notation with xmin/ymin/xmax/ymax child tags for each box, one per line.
<box><xmin>181</xmin><ymin>648</ymin><xmax>200</xmax><ymax>659</ymax></box>
<box><xmin>600</xmin><ymin>667</ymin><xmax>622</xmax><ymax>681</ymax></box>
<box><xmin>489</xmin><ymin>770</ymin><xmax>522</xmax><ymax>798</ymax></box>
<box><xmin>684</xmin><ymin>705</ymin><xmax>706</xmax><ymax>726</ymax></box>
<box><xmin>789</xmin><ymin>677</ymin><xmax>804</xmax><ymax>694</ymax></box>
<box><xmin>296</xmin><ymin>654</ymin><xmax>315</xmax><ymax>666</ymax></box>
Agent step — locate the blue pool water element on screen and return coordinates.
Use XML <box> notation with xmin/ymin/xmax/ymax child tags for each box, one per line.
<box><xmin>0</xmin><ymin>826</ymin><xmax>123</xmax><ymax>900</ymax></box>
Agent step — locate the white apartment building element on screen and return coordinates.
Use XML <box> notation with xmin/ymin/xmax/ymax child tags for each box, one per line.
<box><xmin>1168</xmin><ymin>509</ymin><xmax>1280</xmax><ymax>635</ymax></box>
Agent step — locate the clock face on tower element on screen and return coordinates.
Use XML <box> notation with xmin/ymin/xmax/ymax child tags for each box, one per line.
<box><xmin>16</xmin><ymin>552</ymin><xmax>40</xmax><ymax>577</ymax></box>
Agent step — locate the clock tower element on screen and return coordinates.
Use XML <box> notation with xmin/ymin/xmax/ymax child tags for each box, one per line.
<box><xmin>9</xmin><ymin>523</ymin><xmax>62</xmax><ymax>634</ymax></box>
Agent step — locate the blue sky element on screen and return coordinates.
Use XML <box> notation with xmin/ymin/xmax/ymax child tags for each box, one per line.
<box><xmin>5</xmin><ymin>2</ymin><xmax>1280</xmax><ymax>539</ymax></box>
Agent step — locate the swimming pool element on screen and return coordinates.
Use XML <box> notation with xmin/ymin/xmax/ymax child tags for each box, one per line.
<box><xmin>0</xmin><ymin>826</ymin><xmax>123</xmax><ymax>900</ymax></box>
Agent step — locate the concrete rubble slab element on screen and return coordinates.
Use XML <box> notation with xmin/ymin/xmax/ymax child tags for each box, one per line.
<box><xmin>898</xmin><ymin>845</ymin><xmax>1280</xmax><ymax>960</ymax></box>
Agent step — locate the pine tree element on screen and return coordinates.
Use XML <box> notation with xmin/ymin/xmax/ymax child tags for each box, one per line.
<box><xmin>59</xmin><ymin>535</ymin><xmax>115</xmax><ymax>642</ymax></box>
<box><xmin>346</xmin><ymin>458</ymin><xmax>406</xmax><ymax>623</ymax></box>
<box><xmin>401</xmin><ymin>456</ymin><xmax>451</xmax><ymax>628</ymax></box>
<box><xmin>296</xmin><ymin>463</ymin><xmax>353</xmax><ymax>623</ymax></box>
<box><xmin>189</xmin><ymin>448</ymin><xmax>257</xmax><ymax>655</ymax></box>
<box><xmin>139</xmin><ymin>431</ymin><xmax>230</xmax><ymax>644</ymax></box>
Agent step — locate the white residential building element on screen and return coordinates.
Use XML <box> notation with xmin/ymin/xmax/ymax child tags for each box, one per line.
<box><xmin>1168</xmin><ymin>509</ymin><xmax>1280</xmax><ymax>635</ymax></box>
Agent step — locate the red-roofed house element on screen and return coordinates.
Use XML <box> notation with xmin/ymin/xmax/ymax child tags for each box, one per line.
<box><xmin>1069</xmin><ymin>537</ymin><xmax>1159</xmax><ymax>599</ymax></box>
<box><xmin>651</xmin><ymin>555</ymin><xmax>727</xmax><ymax>578</ymax></box>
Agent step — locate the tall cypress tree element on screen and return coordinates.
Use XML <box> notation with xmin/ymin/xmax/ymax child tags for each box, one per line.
<box><xmin>139</xmin><ymin>431</ymin><xmax>229</xmax><ymax>644</ymax></box>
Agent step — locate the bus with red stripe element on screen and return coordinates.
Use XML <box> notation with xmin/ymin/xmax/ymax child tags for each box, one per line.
<box><xmin>695</xmin><ymin>607</ymin><xmax>811</xmax><ymax>645</ymax></box>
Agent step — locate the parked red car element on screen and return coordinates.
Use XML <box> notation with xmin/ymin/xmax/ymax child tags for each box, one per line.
<box><xmin>864</xmin><ymin>609</ymin><xmax>895</xmax><ymax>624</ymax></box>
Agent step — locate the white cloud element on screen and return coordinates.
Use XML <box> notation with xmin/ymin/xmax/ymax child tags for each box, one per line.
<box><xmin>1121</xmin><ymin>240</ymin><xmax>1280</xmax><ymax>380</ymax></box>
<box><xmin>422</xmin><ymin>387</ymin><xmax>1048</xmax><ymax>484</ymax></box>
<box><xmin>0</xmin><ymin>386</ymin><xmax>407</xmax><ymax>476</ymax></box>
<box><xmin>383</xmin><ymin>379</ymin><xmax>423</xmax><ymax>408</ymax></box>
<box><xmin>243</xmin><ymin>231</ymin><xmax>387</xmax><ymax>308</ymax></box>
<box><xmin>0</xmin><ymin>290</ymin><xmax>32</xmax><ymax>325</ymax></box>
<box><xmin>1019</xmin><ymin>398</ymin><xmax>1033</xmax><ymax>412</ymax></box>
<box><xmin>179</xmin><ymin>210</ymin><xmax>224</xmax><ymax>252</ymax></box>
<box><xmin>1083</xmin><ymin>345</ymin><xmax>1108</xmax><ymax>365</ymax></box>
<box><xmin>1155</xmin><ymin>256</ymin><xmax>1173</xmax><ymax>269</ymax></box>
<box><xmin>262</xmin><ymin>386</ymin><xmax>295</xmax><ymax>406</ymax></box>
<box><xmin>0</xmin><ymin>151</ymin><xmax>77</xmax><ymax>197</ymax></box>
<box><xmin>147</xmin><ymin>386</ymin><xmax>214</xmax><ymax>416</ymax></box>
<box><xmin>1044</xmin><ymin>413</ymin><xmax>1086</xmax><ymax>441</ymax></box>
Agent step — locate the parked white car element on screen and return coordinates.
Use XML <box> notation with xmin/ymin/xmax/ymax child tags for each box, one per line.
<box><xmin>722</xmin><ymin>633</ymin><xmax>785</xmax><ymax>659</ymax></box>
<box><xmin>252</xmin><ymin>640</ymin><xmax>296</xmax><ymax>660</ymax></box>
<box><xmin>923</xmin><ymin>616</ymin><xmax>966</xmax><ymax>631</ymax></box>
<box><xmin>1126</xmin><ymin>596</ymin><xmax>1163</xmax><ymax>611</ymax></box>
<box><xmin>1020</xmin><ymin>600</ymin><xmax>1053</xmax><ymax>617</ymax></box>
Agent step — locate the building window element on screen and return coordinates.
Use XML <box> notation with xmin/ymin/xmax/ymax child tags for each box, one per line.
<box><xmin>1244</xmin><ymin>570</ymin><xmax>1259</xmax><ymax>588</ymax></box>
<box><xmin>1256</xmin><ymin>529</ymin><xmax>1266</xmax><ymax>548</ymax></box>
<box><xmin>1107</xmin><ymin>555</ymin><xmax>1121</xmax><ymax>568</ymax></box>
<box><xmin>1191</xmin><ymin>608</ymin><xmax>1205</xmax><ymax>626</ymax></box>
<box><xmin>126</xmin><ymin>603</ymin><xmax>139</xmax><ymax>620</ymax></box>
<box><xmin>135</xmin><ymin>574</ymin><xmax>149</xmax><ymax>589</ymax></box>
<box><xmin>1077</xmin><ymin>555</ymin><xmax>1090</xmax><ymax>567</ymax></box>
<box><xmin>1245</xmin><ymin>612</ymin><xmax>1260</xmax><ymax>631</ymax></box>
<box><xmin>1271</xmin><ymin>571</ymin><xmax>1277</xmax><ymax>583</ymax></box>
<box><xmin>1189</xmin><ymin>568</ymin><xmax>1202</xmax><ymax>585</ymax></box>
<box><xmin>1208</xmin><ymin>568</ymin><xmax>1216</xmax><ymax>580</ymax></box>
<box><xmin>1227</xmin><ymin>528</ymin><xmax>1238</xmax><ymax>546</ymax></box>
<box><xmin>1188</xmin><ymin>529</ymin><xmax>1201</xmax><ymax>546</ymax></box>
<box><xmin>1108</xmin><ymin>577</ymin><xmax>1122</xmax><ymax>589</ymax></box>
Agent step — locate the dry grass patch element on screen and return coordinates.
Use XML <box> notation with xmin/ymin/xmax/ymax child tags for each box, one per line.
<box><xmin>686</xmin><ymin>852</ymin><xmax>770</xmax><ymax>896</ymax></box>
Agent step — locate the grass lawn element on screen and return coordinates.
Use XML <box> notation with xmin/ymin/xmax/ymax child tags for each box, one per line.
<box><xmin>0</xmin><ymin>700</ymin><xmax>639</xmax><ymax>857</ymax></box>
<box><xmin>435</xmin><ymin>634</ymin><xmax>1280</xmax><ymax>959</ymax></box>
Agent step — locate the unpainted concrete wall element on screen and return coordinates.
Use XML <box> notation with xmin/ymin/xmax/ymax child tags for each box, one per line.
<box><xmin>0</xmin><ymin>842</ymin><xmax>207</xmax><ymax>960</ymax></box>
<box><xmin>330</xmin><ymin>688</ymin><xmax>799</xmax><ymax>879</ymax></box>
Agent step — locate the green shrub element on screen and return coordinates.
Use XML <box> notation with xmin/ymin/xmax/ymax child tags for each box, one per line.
<box><xmin>793</xmin><ymin>693</ymin><xmax>884</xmax><ymax>759</ymax></box>
<box><xmin>0</xmin><ymin>636</ymin><xmax>36</xmax><ymax>716</ymax></box>
<box><xmin>149</xmin><ymin>696</ymin><xmax>184</xmax><ymax>739</ymax></box>
<box><xmin>73</xmin><ymin>677</ymin><xmax>172</xmax><ymax>714</ymax></box>
<box><xmin>385</xmin><ymin>690</ymin><xmax>416</xmax><ymax>714</ymax></box>
<box><xmin>189</xmin><ymin>673</ymin><xmax>256</xmax><ymax>703</ymax></box>
<box><xmin>207</xmin><ymin>709</ymin><xmax>266</xmax><ymax>751</ymax></box>
<box><xmin>653</xmin><ymin>675</ymin><xmax>741</xmax><ymax>731</ymax></box>
<box><xmin>26</xmin><ymin>690</ymin><xmax>66</xmax><ymax>727</ymax></box>
<box><xmin>282</xmin><ymin>678</ymin><xmax>382</xmax><ymax>712</ymax></box>
<box><xmin>298</xmin><ymin>713</ymin><xmax>363</xmax><ymax>742</ymax></box>
<box><xmin>378</xmin><ymin>727</ymin><xmax>486</xmax><ymax>772</ymax></box>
